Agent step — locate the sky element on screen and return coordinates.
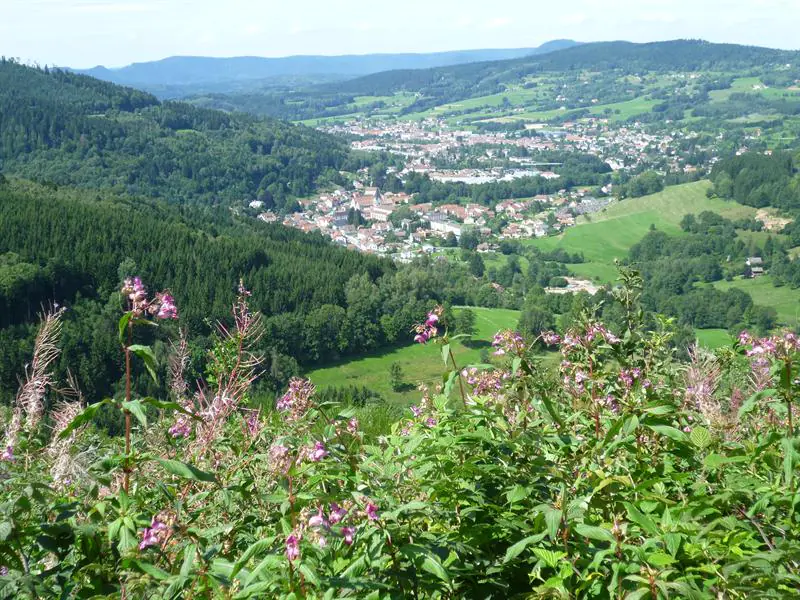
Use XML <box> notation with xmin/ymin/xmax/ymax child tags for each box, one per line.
<box><xmin>3</xmin><ymin>0</ymin><xmax>800</xmax><ymax>68</ymax></box>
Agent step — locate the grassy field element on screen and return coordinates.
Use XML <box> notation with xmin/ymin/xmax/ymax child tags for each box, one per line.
<box><xmin>695</xmin><ymin>328</ymin><xmax>734</xmax><ymax>349</ymax></box>
<box><xmin>306</xmin><ymin>307</ymin><xmax>521</xmax><ymax>405</ymax></box>
<box><xmin>525</xmin><ymin>181</ymin><xmax>757</xmax><ymax>283</ymax></box>
<box><xmin>714</xmin><ymin>276</ymin><xmax>800</xmax><ymax>327</ymax></box>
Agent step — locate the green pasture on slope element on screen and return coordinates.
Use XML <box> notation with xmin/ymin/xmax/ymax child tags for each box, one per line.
<box><xmin>715</xmin><ymin>276</ymin><xmax>800</xmax><ymax>327</ymax></box>
<box><xmin>306</xmin><ymin>307</ymin><xmax>521</xmax><ymax>404</ymax></box>
<box><xmin>524</xmin><ymin>181</ymin><xmax>757</xmax><ymax>283</ymax></box>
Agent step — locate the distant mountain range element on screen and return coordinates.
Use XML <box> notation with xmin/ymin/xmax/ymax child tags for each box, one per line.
<box><xmin>70</xmin><ymin>40</ymin><xmax>581</xmax><ymax>97</ymax></box>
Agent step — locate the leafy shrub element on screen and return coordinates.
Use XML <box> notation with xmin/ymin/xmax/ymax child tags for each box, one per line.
<box><xmin>1</xmin><ymin>271</ymin><xmax>799</xmax><ymax>598</ymax></box>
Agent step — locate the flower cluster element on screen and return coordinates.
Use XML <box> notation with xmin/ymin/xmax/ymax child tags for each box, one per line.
<box><xmin>740</xmin><ymin>330</ymin><xmax>800</xmax><ymax>360</ymax></box>
<box><xmin>121</xmin><ymin>277</ymin><xmax>179</xmax><ymax>320</ymax></box>
<box><xmin>276</xmin><ymin>378</ymin><xmax>316</xmax><ymax>422</ymax></box>
<box><xmin>299</xmin><ymin>441</ymin><xmax>329</xmax><ymax>463</ymax></box>
<box><xmin>541</xmin><ymin>331</ymin><xmax>562</xmax><ymax>346</ymax></box>
<box><xmin>491</xmin><ymin>330</ymin><xmax>526</xmax><ymax>356</ymax></box>
<box><xmin>413</xmin><ymin>306</ymin><xmax>443</xmax><ymax>344</ymax></box>
<box><xmin>618</xmin><ymin>368</ymin><xmax>642</xmax><ymax>390</ymax></box>
<box><xmin>463</xmin><ymin>367</ymin><xmax>512</xmax><ymax>398</ymax></box>
<box><xmin>285</xmin><ymin>499</ymin><xmax>379</xmax><ymax>561</ymax></box>
<box><xmin>139</xmin><ymin>516</ymin><xmax>171</xmax><ymax>551</ymax></box>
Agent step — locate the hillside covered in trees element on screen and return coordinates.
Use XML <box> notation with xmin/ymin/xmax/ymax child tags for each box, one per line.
<box><xmin>0</xmin><ymin>59</ymin><xmax>361</xmax><ymax>211</ymax></box>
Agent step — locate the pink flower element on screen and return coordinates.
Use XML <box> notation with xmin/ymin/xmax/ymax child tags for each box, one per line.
<box><xmin>285</xmin><ymin>534</ymin><xmax>300</xmax><ymax>561</ymax></box>
<box><xmin>329</xmin><ymin>503</ymin><xmax>348</xmax><ymax>524</ymax></box>
<box><xmin>425</xmin><ymin>417</ymin><xmax>437</xmax><ymax>428</ymax></box>
<box><xmin>341</xmin><ymin>526</ymin><xmax>355</xmax><ymax>545</ymax></box>
<box><xmin>412</xmin><ymin>306</ymin><xmax>443</xmax><ymax>344</ymax></box>
<box><xmin>492</xmin><ymin>330</ymin><xmax>526</xmax><ymax>357</ymax></box>
<box><xmin>346</xmin><ymin>417</ymin><xmax>359</xmax><ymax>435</ymax></box>
<box><xmin>542</xmin><ymin>331</ymin><xmax>562</xmax><ymax>346</ymax></box>
<box><xmin>308</xmin><ymin>507</ymin><xmax>329</xmax><ymax>529</ymax></box>
<box><xmin>365</xmin><ymin>502</ymin><xmax>379</xmax><ymax>521</ymax></box>
<box><xmin>139</xmin><ymin>518</ymin><xmax>168</xmax><ymax>551</ymax></box>
<box><xmin>410</xmin><ymin>405</ymin><xmax>422</xmax><ymax>418</ymax></box>
<box><xmin>276</xmin><ymin>378</ymin><xmax>316</xmax><ymax>421</ymax></box>
<box><xmin>168</xmin><ymin>419</ymin><xmax>192</xmax><ymax>438</ymax></box>
<box><xmin>309</xmin><ymin>441</ymin><xmax>328</xmax><ymax>462</ymax></box>
<box><xmin>156</xmin><ymin>293</ymin><xmax>178</xmax><ymax>320</ymax></box>
<box><xmin>1</xmin><ymin>446</ymin><xmax>13</xmax><ymax>462</ymax></box>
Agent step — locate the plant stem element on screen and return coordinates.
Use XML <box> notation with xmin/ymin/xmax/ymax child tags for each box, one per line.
<box><xmin>448</xmin><ymin>348</ymin><xmax>467</xmax><ymax>404</ymax></box>
<box><xmin>786</xmin><ymin>361</ymin><xmax>793</xmax><ymax>437</ymax></box>
<box><xmin>123</xmin><ymin>322</ymin><xmax>132</xmax><ymax>492</ymax></box>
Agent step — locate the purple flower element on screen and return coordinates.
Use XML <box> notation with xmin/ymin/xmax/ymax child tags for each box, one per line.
<box><xmin>139</xmin><ymin>518</ymin><xmax>168</xmax><ymax>551</ymax></box>
<box><xmin>412</xmin><ymin>306</ymin><xmax>443</xmax><ymax>344</ymax></box>
<box><xmin>276</xmin><ymin>378</ymin><xmax>316</xmax><ymax>421</ymax></box>
<box><xmin>365</xmin><ymin>502</ymin><xmax>379</xmax><ymax>522</ymax></box>
<box><xmin>285</xmin><ymin>534</ymin><xmax>300</xmax><ymax>561</ymax></box>
<box><xmin>542</xmin><ymin>331</ymin><xmax>562</xmax><ymax>346</ymax></box>
<box><xmin>492</xmin><ymin>330</ymin><xmax>526</xmax><ymax>357</ymax></box>
<box><xmin>329</xmin><ymin>503</ymin><xmax>348</xmax><ymax>525</ymax></box>
<box><xmin>309</xmin><ymin>441</ymin><xmax>328</xmax><ymax>462</ymax></box>
<box><xmin>341</xmin><ymin>526</ymin><xmax>355</xmax><ymax>545</ymax></box>
<box><xmin>168</xmin><ymin>419</ymin><xmax>192</xmax><ymax>439</ymax></box>
<box><xmin>425</xmin><ymin>417</ymin><xmax>437</xmax><ymax>428</ymax></box>
<box><xmin>1</xmin><ymin>446</ymin><xmax>13</xmax><ymax>462</ymax></box>
<box><xmin>308</xmin><ymin>508</ymin><xmax>330</xmax><ymax>529</ymax></box>
<box><xmin>156</xmin><ymin>293</ymin><xmax>178</xmax><ymax>320</ymax></box>
<box><xmin>410</xmin><ymin>405</ymin><xmax>422</xmax><ymax>418</ymax></box>
<box><xmin>346</xmin><ymin>417</ymin><xmax>359</xmax><ymax>435</ymax></box>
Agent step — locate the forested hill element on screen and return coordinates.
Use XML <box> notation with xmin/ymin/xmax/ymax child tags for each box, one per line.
<box><xmin>72</xmin><ymin>41</ymin><xmax>581</xmax><ymax>96</ymax></box>
<box><xmin>0</xmin><ymin>178</ymin><xmax>394</xmax><ymax>401</ymax></box>
<box><xmin>320</xmin><ymin>39</ymin><xmax>800</xmax><ymax>106</ymax></box>
<box><xmin>0</xmin><ymin>59</ymin><xmax>356</xmax><ymax>211</ymax></box>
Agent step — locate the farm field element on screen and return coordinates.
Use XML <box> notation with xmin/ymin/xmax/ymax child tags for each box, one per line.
<box><xmin>306</xmin><ymin>307</ymin><xmax>521</xmax><ymax>404</ymax></box>
<box><xmin>715</xmin><ymin>276</ymin><xmax>800</xmax><ymax>327</ymax></box>
<box><xmin>524</xmin><ymin>181</ymin><xmax>756</xmax><ymax>283</ymax></box>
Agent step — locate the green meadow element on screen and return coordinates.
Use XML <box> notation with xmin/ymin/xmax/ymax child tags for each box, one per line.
<box><xmin>715</xmin><ymin>276</ymin><xmax>800</xmax><ymax>328</ymax></box>
<box><xmin>525</xmin><ymin>181</ymin><xmax>757</xmax><ymax>283</ymax></box>
<box><xmin>306</xmin><ymin>307</ymin><xmax>521</xmax><ymax>404</ymax></box>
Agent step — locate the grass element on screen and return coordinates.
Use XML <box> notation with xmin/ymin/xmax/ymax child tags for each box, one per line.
<box><xmin>714</xmin><ymin>276</ymin><xmax>800</xmax><ymax>327</ymax></box>
<box><xmin>695</xmin><ymin>328</ymin><xmax>733</xmax><ymax>349</ymax></box>
<box><xmin>524</xmin><ymin>181</ymin><xmax>756</xmax><ymax>283</ymax></box>
<box><xmin>306</xmin><ymin>307</ymin><xmax>521</xmax><ymax>405</ymax></box>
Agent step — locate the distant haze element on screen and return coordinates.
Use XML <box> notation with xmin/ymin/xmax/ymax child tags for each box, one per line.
<box><xmin>3</xmin><ymin>0</ymin><xmax>800</xmax><ymax>68</ymax></box>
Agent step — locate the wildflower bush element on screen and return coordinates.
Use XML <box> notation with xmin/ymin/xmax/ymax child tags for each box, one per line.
<box><xmin>1</xmin><ymin>270</ymin><xmax>800</xmax><ymax>598</ymax></box>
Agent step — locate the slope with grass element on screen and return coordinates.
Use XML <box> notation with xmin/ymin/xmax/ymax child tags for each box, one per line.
<box><xmin>526</xmin><ymin>181</ymin><xmax>757</xmax><ymax>284</ymax></box>
<box><xmin>715</xmin><ymin>276</ymin><xmax>800</xmax><ymax>327</ymax></box>
<box><xmin>306</xmin><ymin>307</ymin><xmax>520</xmax><ymax>404</ymax></box>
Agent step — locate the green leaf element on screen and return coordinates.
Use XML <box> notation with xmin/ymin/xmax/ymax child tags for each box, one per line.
<box><xmin>544</xmin><ymin>507</ymin><xmax>562</xmax><ymax>542</ymax></box>
<box><xmin>783</xmin><ymin>438</ymin><xmax>796</xmax><ymax>487</ymax></box>
<box><xmin>646</xmin><ymin>424</ymin><xmax>688</xmax><ymax>443</ymax></box>
<box><xmin>738</xmin><ymin>389</ymin><xmax>777</xmax><ymax>419</ymax></box>
<box><xmin>422</xmin><ymin>555</ymin><xmax>450</xmax><ymax>584</ymax></box>
<box><xmin>533</xmin><ymin>548</ymin><xmax>566</xmax><ymax>569</ymax></box>
<box><xmin>121</xmin><ymin>400</ymin><xmax>148</xmax><ymax>428</ymax></box>
<box><xmin>574</xmin><ymin>524</ymin><xmax>615</xmax><ymax>543</ymax></box>
<box><xmin>689</xmin><ymin>426</ymin><xmax>712</xmax><ymax>450</ymax></box>
<box><xmin>129</xmin><ymin>344</ymin><xmax>158</xmax><ymax>383</ymax></box>
<box><xmin>139</xmin><ymin>397</ymin><xmax>199</xmax><ymax>419</ymax></box>
<box><xmin>647</xmin><ymin>552</ymin><xmax>676</xmax><ymax>567</ymax></box>
<box><xmin>118</xmin><ymin>312</ymin><xmax>132</xmax><ymax>346</ymax></box>
<box><xmin>441</xmin><ymin>343</ymin><xmax>451</xmax><ymax>367</ymax></box>
<box><xmin>156</xmin><ymin>458</ymin><xmax>217</xmax><ymax>483</ymax></box>
<box><xmin>230</xmin><ymin>539</ymin><xmax>276</xmax><ymax>579</ymax></box>
<box><xmin>0</xmin><ymin>521</ymin><xmax>12</xmax><ymax>541</ymax></box>
<box><xmin>128</xmin><ymin>559</ymin><xmax>170</xmax><ymax>580</ymax></box>
<box><xmin>623</xmin><ymin>502</ymin><xmax>658</xmax><ymax>536</ymax></box>
<box><xmin>504</xmin><ymin>534</ymin><xmax>544</xmax><ymax>563</ymax></box>
<box><xmin>506</xmin><ymin>485</ymin><xmax>528</xmax><ymax>504</ymax></box>
<box><xmin>58</xmin><ymin>398</ymin><xmax>114</xmax><ymax>439</ymax></box>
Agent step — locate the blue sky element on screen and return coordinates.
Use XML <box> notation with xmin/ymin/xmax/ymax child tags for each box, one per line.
<box><xmin>4</xmin><ymin>0</ymin><xmax>799</xmax><ymax>68</ymax></box>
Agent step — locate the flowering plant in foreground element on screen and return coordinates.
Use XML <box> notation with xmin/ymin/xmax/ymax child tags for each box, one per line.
<box><xmin>0</xmin><ymin>270</ymin><xmax>799</xmax><ymax>598</ymax></box>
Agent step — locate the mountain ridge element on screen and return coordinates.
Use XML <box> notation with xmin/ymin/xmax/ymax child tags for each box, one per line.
<box><xmin>70</xmin><ymin>40</ymin><xmax>581</xmax><ymax>96</ymax></box>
